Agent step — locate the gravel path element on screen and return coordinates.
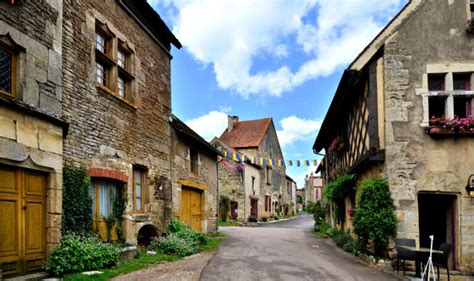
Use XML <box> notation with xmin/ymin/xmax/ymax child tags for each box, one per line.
<box><xmin>111</xmin><ymin>251</ymin><xmax>215</xmax><ymax>281</ymax></box>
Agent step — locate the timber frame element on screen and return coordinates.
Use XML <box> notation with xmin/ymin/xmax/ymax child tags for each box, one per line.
<box><xmin>314</xmin><ymin>50</ymin><xmax>385</xmax><ymax>181</ymax></box>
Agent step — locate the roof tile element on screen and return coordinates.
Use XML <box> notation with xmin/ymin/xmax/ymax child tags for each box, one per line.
<box><xmin>219</xmin><ymin>118</ymin><xmax>272</xmax><ymax>148</ymax></box>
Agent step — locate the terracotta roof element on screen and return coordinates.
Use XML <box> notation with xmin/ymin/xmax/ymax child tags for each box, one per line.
<box><xmin>219</xmin><ymin>118</ymin><xmax>272</xmax><ymax>148</ymax></box>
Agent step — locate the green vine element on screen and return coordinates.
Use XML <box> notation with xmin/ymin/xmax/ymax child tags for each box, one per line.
<box><xmin>323</xmin><ymin>174</ymin><xmax>356</xmax><ymax>225</ymax></box>
<box><xmin>106</xmin><ymin>193</ymin><xmax>127</xmax><ymax>242</ymax></box>
<box><xmin>219</xmin><ymin>196</ymin><xmax>230</xmax><ymax>222</ymax></box>
<box><xmin>62</xmin><ymin>164</ymin><xmax>93</xmax><ymax>235</ymax></box>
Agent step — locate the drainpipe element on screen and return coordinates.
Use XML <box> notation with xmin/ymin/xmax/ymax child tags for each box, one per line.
<box><xmin>216</xmin><ymin>157</ymin><xmax>223</xmax><ymax>231</ymax></box>
<box><xmin>242</xmin><ymin>163</ymin><xmax>246</xmax><ymax>223</ymax></box>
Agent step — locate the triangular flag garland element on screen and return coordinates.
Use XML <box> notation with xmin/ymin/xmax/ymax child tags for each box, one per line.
<box><xmin>220</xmin><ymin>150</ymin><xmax>320</xmax><ymax>168</ymax></box>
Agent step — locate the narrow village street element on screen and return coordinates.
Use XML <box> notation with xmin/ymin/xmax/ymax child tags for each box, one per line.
<box><xmin>201</xmin><ymin>214</ymin><xmax>405</xmax><ymax>281</ymax></box>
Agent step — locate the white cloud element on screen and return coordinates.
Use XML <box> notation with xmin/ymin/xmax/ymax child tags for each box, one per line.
<box><xmin>277</xmin><ymin>116</ymin><xmax>322</xmax><ymax>147</ymax></box>
<box><xmin>157</xmin><ymin>0</ymin><xmax>404</xmax><ymax>98</ymax></box>
<box><xmin>185</xmin><ymin>110</ymin><xmax>229</xmax><ymax>141</ymax></box>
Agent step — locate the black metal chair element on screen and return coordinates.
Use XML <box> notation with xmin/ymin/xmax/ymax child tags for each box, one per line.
<box><xmin>395</xmin><ymin>238</ymin><xmax>416</xmax><ymax>275</ymax></box>
<box><xmin>433</xmin><ymin>243</ymin><xmax>454</xmax><ymax>281</ymax></box>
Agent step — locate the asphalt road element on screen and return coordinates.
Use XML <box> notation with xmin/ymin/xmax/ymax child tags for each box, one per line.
<box><xmin>201</xmin><ymin>213</ymin><xmax>406</xmax><ymax>281</ymax></box>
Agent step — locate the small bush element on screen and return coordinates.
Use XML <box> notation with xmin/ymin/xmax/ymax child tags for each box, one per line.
<box><xmin>332</xmin><ymin>230</ymin><xmax>352</xmax><ymax>247</ymax></box>
<box><xmin>45</xmin><ymin>233</ymin><xmax>119</xmax><ymax>276</ymax></box>
<box><xmin>150</xmin><ymin>234</ymin><xmax>198</xmax><ymax>257</ymax></box>
<box><xmin>352</xmin><ymin>177</ymin><xmax>397</xmax><ymax>256</ymax></box>
<box><xmin>152</xmin><ymin>220</ymin><xmax>208</xmax><ymax>257</ymax></box>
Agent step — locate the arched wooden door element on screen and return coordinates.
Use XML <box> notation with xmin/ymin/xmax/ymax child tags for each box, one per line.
<box><xmin>0</xmin><ymin>165</ymin><xmax>46</xmax><ymax>277</ymax></box>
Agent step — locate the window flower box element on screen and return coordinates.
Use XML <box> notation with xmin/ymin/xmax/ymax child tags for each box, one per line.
<box><xmin>428</xmin><ymin>116</ymin><xmax>474</xmax><ymax>135</ymax></box>
<box><xmin>428</xmin><ymin>127</ymin><xmax>474</xmax><ymax>135</ymax></box>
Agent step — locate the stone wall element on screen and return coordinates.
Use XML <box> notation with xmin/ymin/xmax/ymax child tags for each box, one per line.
<box><xmin>170</xmin><ymin>129</ymin><xmax>218</xmax><ymax>233</ymax></box>
<box><xmin>62</xmin><ymin>0</ymin><xmax>174</xmax><ymax>244</ymax></box>
<box><xmin>382</xmin><ymin>0</ymin><xmax>474</xmax><ymax>271</ymax></box>
<box><xmin>0</xmin><ymin>0</ymin><xmax>64</xmax><ymax>257</ymax></box>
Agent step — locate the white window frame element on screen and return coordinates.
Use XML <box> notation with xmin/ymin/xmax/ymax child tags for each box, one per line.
<box><xmin>420</xmin><ymin>68</ymin><xmax>474</xmax><ymax>127</ymax></box>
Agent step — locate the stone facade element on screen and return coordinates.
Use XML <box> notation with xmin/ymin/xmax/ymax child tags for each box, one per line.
<box><xmin>170</xmin><ymin>115</ymin><xmax>219</xmax><ymax>233</ymax></box>
<box><xmin>62</xmin><ymin>0</ymin><xmax>180</xmax><ymax>244</ymax></box>
<box><xmin>0</xmin><ymin>0</ymin><xmax>65</xmax><ymax>277</ymax></box>
<box><xmin>212</xmin><ymin>138</ymin><xmax>265</xmax><ymax>222</ymax></box>
<box><xmin>214</xmin><ymin>116</ymin><xmax>287</xmax><ymax>222</ymax></box>
<box><xmin>314</xmin><ymin>0</ymin><xmax>474</xmax><ymax>272</ymax></box>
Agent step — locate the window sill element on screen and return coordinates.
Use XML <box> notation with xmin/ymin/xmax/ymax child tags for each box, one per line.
<box><xmin>422</xmin><ymin>90</ymin><xmax>474</xmax><ymax>96</ymax></box>
<box><xmin>96</xmin><ymin>84</ymin><xmax>136</xmax><ymax>111</ymax></box>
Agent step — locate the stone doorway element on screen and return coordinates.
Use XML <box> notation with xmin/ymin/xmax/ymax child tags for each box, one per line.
<box><xmin>418</xmin><ymin>192</ymin><xmax>457</xmax><ymax>269</ymax></box>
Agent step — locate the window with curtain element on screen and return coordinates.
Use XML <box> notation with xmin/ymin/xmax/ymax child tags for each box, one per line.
<box><xmin>90</xmin><ymin>179</ymin><xmax>119</xmax><ymax>219</ymax></box>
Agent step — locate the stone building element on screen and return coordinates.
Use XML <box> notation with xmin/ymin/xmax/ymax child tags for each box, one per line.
<box><xmin>215</xmin><ymin>116</ymin><xmax>286</xmax><ymax>221</ymax></box>
<box><xmin>0</xmin><ymin>1</ymin><xmax>67</xmax><ymax>277</ymax></box>
<box><xmin>285</xmin><ymin>175</ymin><xmax>297</xmax><ymax>216</ymax></box>
<box><xmin>170</xmin><ymin>114</ymin><xmax>220</xmax><ymax>233</ymax></box>
<box><xmin>62</xmin><ymin>0</ymin><xmax>181</xmax><ymax>245</ymax></box>
<box><xmin>211</xmin><ymin>137</ymin><xmax>264</xmax><ymax>222</ymax></box>
<box><xmin>313</xmin><ymin>0</ymin><xmax>474</xmax><ymax>272</ymax></box>
<box><xmin>304</xmin><ymin>173</ymin><xmax>324</xmax><ymax>203</ymax></box>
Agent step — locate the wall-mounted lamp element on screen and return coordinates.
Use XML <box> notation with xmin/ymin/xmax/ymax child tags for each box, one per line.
<box><xmin>465</xmin><ymin>174</ymin><xmax>474</xmax><ymax>197</ymax></box>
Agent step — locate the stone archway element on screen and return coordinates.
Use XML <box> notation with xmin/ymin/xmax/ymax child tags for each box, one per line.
<box><xmin>137</xmin><ymin>224</ymin><xmax>159</xmax><ymax>247</ymax></box>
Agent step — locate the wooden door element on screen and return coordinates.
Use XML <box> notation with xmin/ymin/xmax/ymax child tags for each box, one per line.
<box><xmin>250</xmin><ymin>198</ymin><xmax>258</xmax><ymax>220</ymax></box>
<box><xmin>180</xmin><ymin>188</ymin><xmax>202</xmax><ymax>232</ymax></box>
<box><xmin>0</xmin><ymin>166</ymin><xmax>46</xmax><ymax>277</ymax></box>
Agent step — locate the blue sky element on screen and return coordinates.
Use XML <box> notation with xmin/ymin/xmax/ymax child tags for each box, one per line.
<box><xmin>148</xmin><ymin>0</ymin><xmax>407</xmax><ymax>187</ymax></box>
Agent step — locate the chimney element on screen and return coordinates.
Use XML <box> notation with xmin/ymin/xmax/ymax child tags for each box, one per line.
<box><xmin>227</xmin><ymin>115</ymin><xmax>239</xmax><ymax>132</ymax></box>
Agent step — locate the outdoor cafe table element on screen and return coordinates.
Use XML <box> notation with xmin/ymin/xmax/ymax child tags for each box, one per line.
<box><xmin>398</xmin><ymin>245</ymin><xmax>443</xmax><ymax>277</ymax></box>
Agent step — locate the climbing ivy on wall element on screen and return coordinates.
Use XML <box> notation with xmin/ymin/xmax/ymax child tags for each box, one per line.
<box><xmin>219</xmin><ymin>196</ymin><xmax>230</xmax><ymax>222</ymax></box>
<box><xmin>62</xmin><ymin>164</ymin><xmax>93</xmax><ymax>235</ymax></box>
<box><xmin>323</xmin><ymin>174</ymin><xmax>356</xmax><ymax>224</ymax></box>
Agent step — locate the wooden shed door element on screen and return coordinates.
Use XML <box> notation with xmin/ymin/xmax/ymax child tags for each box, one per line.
<box><xmin>0</xmin><ymin>166</ymin><xmax>46</xmax><ymax>277</ymax></box>
<box><xmin>180</xmin><ymin>188</ymin><xmax>202</xmax><ymax>232</ymax></box>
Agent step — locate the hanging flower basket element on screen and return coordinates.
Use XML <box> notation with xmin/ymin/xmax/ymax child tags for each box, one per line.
<box><xmin>328</xmin><ymin>137</ymin><xmax>346</xmax><ymax>156</ymax></box>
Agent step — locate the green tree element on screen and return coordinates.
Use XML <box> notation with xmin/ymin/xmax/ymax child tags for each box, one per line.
<box><xmin>62</xmin><ymin>164</ymin><xmax>93</xmax><ymax>234</ymax></box>
<box><xmin>352</xmin><ymin>177</ymin><xmax>397</xmax><ymax>256</ymax></box>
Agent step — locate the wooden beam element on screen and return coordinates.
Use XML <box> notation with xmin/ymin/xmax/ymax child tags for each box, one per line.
<box><xmin>178</xmin><ymin>179</ymin><xmax>208</xmax><ymax>191</ymax></box>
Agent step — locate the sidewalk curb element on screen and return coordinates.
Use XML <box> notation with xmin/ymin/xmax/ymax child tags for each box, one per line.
<box><xmin>247</xmin><ymin>215</ymin><xmax>300</xmax><ymax>227</ymax></box>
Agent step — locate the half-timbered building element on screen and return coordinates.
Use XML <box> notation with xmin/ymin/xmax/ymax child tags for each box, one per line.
<box><xmin>314</xmin><ymin>0</ymin><xmax>474</xmax><ymax>272</ymax></box>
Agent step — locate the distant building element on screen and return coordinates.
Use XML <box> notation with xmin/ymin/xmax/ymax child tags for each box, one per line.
<box><xmin>285</xmin><ymin>175</ymin><xmax>297</xmax><ymax>215</ymax></box>
<box><xmin>213</xmin><ymin>116</ymin><xmax>286</xmax><ymax>222</ymax></box>
<box><xmin>304</xmin><ymin>173</ymin><xmax>324</xmax><ymax>203</ymax></box>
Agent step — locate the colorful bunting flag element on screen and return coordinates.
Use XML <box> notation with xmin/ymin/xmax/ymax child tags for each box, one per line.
<box><xmin>220</xmin><ymin>150</ymin><xmax>320</xmax><ymax>168</ymax></box>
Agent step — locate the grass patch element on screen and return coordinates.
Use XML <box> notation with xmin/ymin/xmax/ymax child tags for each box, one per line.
<box><xmin>313</xmin><ymin>221</ymin><xmax>331</xmax><ymax>238</ymax></box>
<box><xmin>218</xmin><ymin>220</ymin><xmax>242</xmax><ymax>227</ymax></box>
<box><xmin>201</xmin><ymin>234</ymin><xmax>226</xmax><ymax>252</ymax></box>
<box><xmin>64</xmin><ymin>251</ymin><xmax>179</xmax><ymax>281</ymax></box>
